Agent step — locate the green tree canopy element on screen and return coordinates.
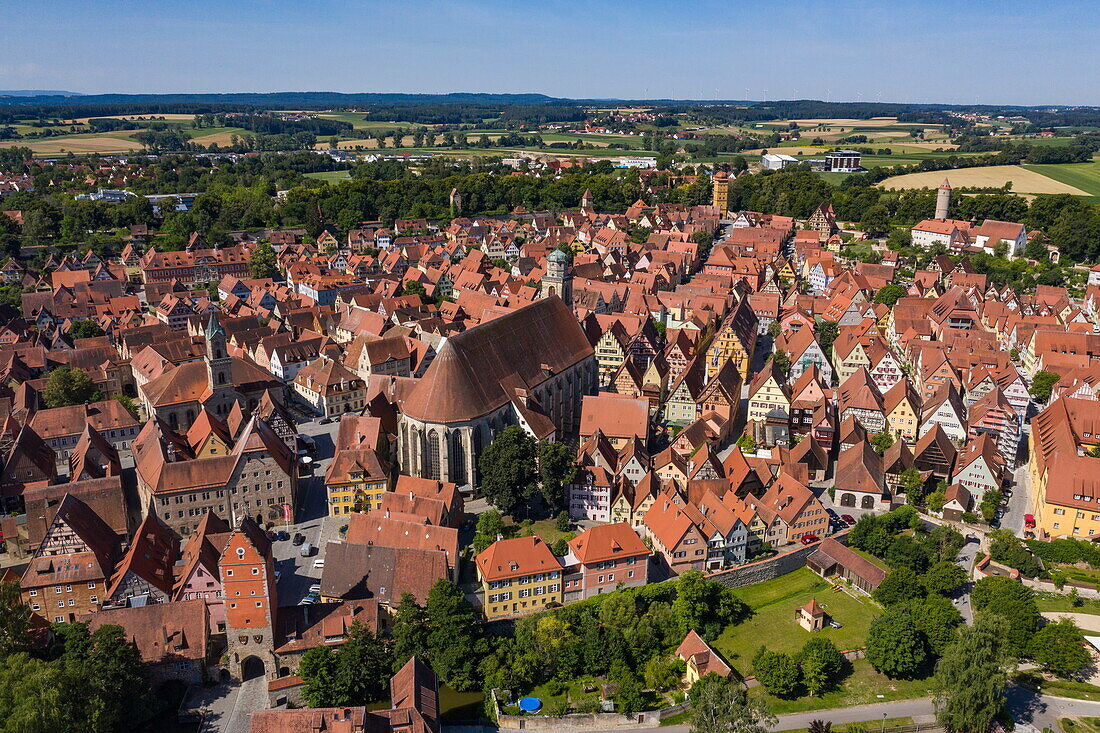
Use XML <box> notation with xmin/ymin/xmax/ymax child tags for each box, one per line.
<box><xmin>922</xmin><ymin>560</ymin><xmax>967</xmax><ymax>597</ymax></box>
<box><xmin>538</xmin><ymin>441</ymin><xmax>578</xmax><ymax>513</ymax></box>
<box><xmin>673</xmin><ymin>569</ymin><xmax>748</xmax><ymax>639</ymax></box>
<box><xmin>752</xmin><ymin>647</ymin><xmax>801</xmax><ymax>698</ymax></box>
<box><xmin>865</xmin><ymin>608</ymin><xmax>930</xmax><ymax>679</ymax></box>
<box><xmin>873</xmin><ymin>567</ymin><xmax>926</xmax><ymax>605</ymax></box>
<box><xmin>798</xmin><ymin>637</ymin><xmax>844</xmax><ymax>697</ymax></box>
<box><xmin>971</xmin><ymin>576</ymin><xmax>1041</xmax><ymax>657</ymax></box>
<box><xmin>43</xmin><ymin>365</ymin><xmax>103</xmax><ymax>408</ymax></box>
<box><xmin>478</xmin><ymin>426</ymin><xmax>538</xmax><ymax>516</ymax></box>
<box><xmin>1030</xmin><ymin>370</ymin><xmax>1060</xmax><ymax>403</ymax></box>
<box><xmin>425</xmin><ymin>579</ymin><xmax>483</xmax><ymax>691</ymax></box>
<box><xmin>689</xmin><ymin>672</ymin><xmax>776</xmax><ymax>733</ymax></box>
<box><xmin>933</xmin><ymin>615</ymin><xmax>1011</xmax><ymax>733</ymax></box>
<box><xmin>67</xmin><ymin>320</ymin><xmax>105</xmax><ymax>340</ymax></box>
<box><xmin>248</xmin><ymin>240</ymin><xmax>279</xmax><ymax>278</ymax></box>
<box><xmin>1030</xmin><ymin>618</ymin><xmax>1090</xmax><ymax>678</ymax></box>
<box><xmin>299</xmin><ymin>622</ymin><xmax>392</xmax><ymax>707</ymax></box>
<box><xmin>873</xmin><ymin>283</ymin><xmax>907</xmax><ymax>307</ymax></box>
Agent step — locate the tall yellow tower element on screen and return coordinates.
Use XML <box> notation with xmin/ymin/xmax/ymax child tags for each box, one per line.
<box><xmin>712</xmin><ymin>171</ymin><xmax>730</xmax><ymax>217</ymax></box>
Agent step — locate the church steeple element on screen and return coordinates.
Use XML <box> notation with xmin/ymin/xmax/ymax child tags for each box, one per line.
<box><xmin>204</xmin><ymin>312</ymin><xmax>232</xmax><ymax>392</ymax></box>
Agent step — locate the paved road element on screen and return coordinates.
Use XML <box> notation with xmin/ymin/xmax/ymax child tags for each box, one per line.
<box><xmin>196</xmin><ymin>674</ymin><xmax>268</xmax><ymax>733</ymax></box>
<box><xmin>631</xmin><ymin>687</ymin><xmax>1100</xmax><ymax>733</ymax></box>
<box><xmin>952</xmin><ymin>536</ymin><xmax>980</xmax><ymax>625</ymax></box>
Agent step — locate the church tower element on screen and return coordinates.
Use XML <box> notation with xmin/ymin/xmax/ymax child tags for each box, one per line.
<box><xmin>712</xmin><ymin>171</ymin><xmax>730</xmax><ymax>216</ymax></box>
<box><xmin>542</xmin><ymin>249</ymin><xmax>573</xmax><ymax>307</ymax></box>
<box><xmin>936</xmin><ymin>179</ymin><xmax>951</xmax><ymax>220</ymax></box>
<box><xmin>205</xmin><ymin>312</ymin><xmax>232</xmax><ymax>396</ymax></box>
<box><xmin>580</xmin><ymin>188</ymin><xmax>593</xmax><ymax>210</ymax></box>
<box><xmin>219</xmin><ymin>517</ymin><xmax>278</xmax><ymax>681</ymax></box>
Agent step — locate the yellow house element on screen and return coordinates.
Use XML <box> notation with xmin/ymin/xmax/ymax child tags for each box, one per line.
<box><xmin>884</xmin><ymin>380</ymin><xmax>920</xmax><ymax>443</ymax></box>
<box><xmin>186</xmin><ymin>410</ymin><xmax>233</xmax><ymax>458</ymax></box>
<box><xmin>594</xmin><ymin>323</ymin><xmax>630</xmax><ymax>387</ymax></box>
<box><xmin>324</xmin><ymin>447</ymin><xmax>390</xmax><ymax>516</ymax></box>
<box><xmin>475</xmin><ymin>536</ymin><xmax>562</xmax><ymax>620</ymax></box>
<box><xmin>1029</xmin><ymin>396</ymin><xmax>1100</xmax><ymax>539</ymax></box>
<box><xmin>832</xmin><ymin>337</ymin><xmax>871</xmax><ymax>385</ymax></box>
<box><xmin>704</xmin><ymin>301</ymin><xmax>757</xmax><ymax>381</ymax></box>
<box><xmin>675</xmin><ymin>630</ymin><xmax>731</xmax><ymax>687</ymax></box>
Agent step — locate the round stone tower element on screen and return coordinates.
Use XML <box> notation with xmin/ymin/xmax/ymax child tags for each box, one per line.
<box><xmin>936</xmin><ymin>179</ymin><xmax>951</xmax><ymax>220</ymax></box>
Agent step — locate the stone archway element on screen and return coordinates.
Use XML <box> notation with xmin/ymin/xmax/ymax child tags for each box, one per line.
<box><xmin>241</xmin><ymin>655</ymin><xmax>266</xmax><ymax>680</ymax></box>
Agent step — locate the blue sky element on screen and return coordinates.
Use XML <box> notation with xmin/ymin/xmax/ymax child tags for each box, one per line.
<box><xmin>3</xmin><ymin>0</ymin><xmax>1098</xmax><ymax>105</ymax></box>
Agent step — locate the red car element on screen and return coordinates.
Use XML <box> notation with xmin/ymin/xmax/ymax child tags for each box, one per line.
<box><xmin>1024</xmin><ymin>514</ymin><xmax>1036</xmax><ymax>529</ymax></box>
<box><xmin>800</xmin><ymin>534</ymin><xmax>820</xmax><ymax>545</ymax></box>
<box><xmin>840</xmin><ymin>514</ymin><xmax>856</xmax><ymax>526</ymax></box>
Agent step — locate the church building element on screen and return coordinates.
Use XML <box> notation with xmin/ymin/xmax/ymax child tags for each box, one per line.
<box><xmin>398</xmin><ymin>297</ymin><xmax>597</xmax><ymax>487</ymax></box>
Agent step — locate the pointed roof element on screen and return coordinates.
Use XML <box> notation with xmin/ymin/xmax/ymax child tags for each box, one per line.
<box><xmin>106</xmin><ymin>513</ymin><xmax>179</xmax><ymax>600</ymax></box>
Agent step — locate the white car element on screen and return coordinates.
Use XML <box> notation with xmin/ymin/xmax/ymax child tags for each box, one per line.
<box><xmin>313</xmin><ymin>558</ymin><xmax>325</xmax><ymax>569</ymax></box>
<box><xmin>309</xmin><ymin>584</ymin><xmax>321</xmax><ymax>595</ymax></box>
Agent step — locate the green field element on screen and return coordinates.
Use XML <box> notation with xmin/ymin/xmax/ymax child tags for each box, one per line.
<box><xmin>1062</xmin><ymin>717</ymin><xmax>1100</xmax><ymax>733</ymax></box>
<box><xmin>1024</xmin><ymin>160</ymin><xmax>1100</xmax><ymax>197</ymax></box>
<box><xmin>714</xmin><ymin>568</ymin><xmax>881</xmax><ymax>663</ymax></box>
<box><xmin>304</xmin><ymin>170</ymin><xmax>352</xmax><ymax>182</ymax></box>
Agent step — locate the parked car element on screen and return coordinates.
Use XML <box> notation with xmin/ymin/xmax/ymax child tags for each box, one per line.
<box><xmin>318</xmin><ymin>416</ymin><xmax>332</xmax><ymax>425</ymax></box>
<box><xmin>300</xmin><ymin>542</ymin><xmax>313</xmax><ymax>557</ymax></box>
<box><xmin>278</xmin><ymin>531</ymin><xmax>290</xmax><ymax>542</ymax></box>
<box><xmin>274</xmin><ymin>570</ymin><xmax>281</xmax><ymax>582</ymax></box>
<box><xmin>309</xmin><ymin>584</ymin><xmax>321</xmax><ymax>596</ymax></box>
<box><xmin>292</xmin><ymin>533</ymin><xmax>305</xmax><ymax>546</ymax></box>
<box><xmin>266</xmin><ymin>530</ymin><xmax>277</xmax><ymax>541</ymax></box>
<box><xmin>800</xmin><ymin>534</ymin><xmax>820</xmax><ymax>545</ymax></box>
<box><xmin>313</xmin><ymin>557</ymin><xmax>325</xmax><ymax>569</ymax></box>
<box><xmin>840</xmin><ymin>514</ymin><xmax>856</xmax><ymax>526</ymax></box>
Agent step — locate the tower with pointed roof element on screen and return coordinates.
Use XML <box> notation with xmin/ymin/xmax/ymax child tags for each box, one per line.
<box><xmin>205</xmin><ymin>313</ymin><xmax>232</xmax><ymax>399</ymax></box>
<box><xmin>936</xmin><ymin>179</ymin><xmax>951</xmax><ymax>220</ymax></box>
<box><xmin>580</xmin><ymin>188</ymin><xmax>593</xmax><ymax>209</ymax></box>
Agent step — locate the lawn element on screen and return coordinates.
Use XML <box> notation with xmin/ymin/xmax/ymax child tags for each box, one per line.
<box><xmin>1048</xmin><ymin>565</ymin><xmax>1100</xmax><ymax>589</ymax></box>
<box><xmin>304</xmin><ymin>170</ymin><xmax>352</xmax><ymax>183</ymax></box>
<box><xmin>439</xmin><ymin>686</ymin><xmax>485</xmax><ymax>721</ymax></box>
<box><xmin>1061</xmin><ymin>717</ymin><xmax>1100</xmax><ymax>733</ymax></box>
<box><xmin>713</xmin><ymin>568</ymin><xmax>881</xmax><ymax>664</ymax></box>
<box><xmin>1035</xmin><ymin>592</ymin><xmax>1100</xmax><ymax>615</ymax></box>
<box><xmin>775</xmin><ymin>718</ymin><xmax>914</xmax><ymax>733</ymax></box>
<box><xmin>750</xmin><ymin>658</ymin><xmax>934</xmax><ymax>715</ymax></box>
<box><xmin>1024</xmin><ymin>160</ymin><xmax>1100</xmax><ymax>198</ymax></box>
<box><xmin>1016</xmin><ymin>672</ymin><xmax>1100</xmax><ymax>702</ymax></box>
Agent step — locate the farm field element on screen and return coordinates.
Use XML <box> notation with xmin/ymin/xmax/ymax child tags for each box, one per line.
<box><xmin>1024</xmin><ymin>160</ymin><xmax>1100</xmax><ymax>197</ymax></box>
<box><xmin>713</xmin><ymin>567</ymin><xmax>880</xmax><ymax>662</ymax></box>
<box><xmin>879</xmin><ymin>165</ymin><xmax>1092</xmax><ymax>195</ymax></box>
<box><xmin>0</xmin><ymin>133</ymin><xmax>142</xmax><ymax>154</ymax></box>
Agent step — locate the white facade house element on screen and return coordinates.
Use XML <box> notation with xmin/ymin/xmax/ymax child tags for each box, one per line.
<box><xmin>762</xmin><ymin>153</ymin><xmax>799</xmax><ymax>170</ymax></box>
<box><xmin>617</xmin><ymin>157</ymin><xmax>658</xmax><ymax>169</ymax></box>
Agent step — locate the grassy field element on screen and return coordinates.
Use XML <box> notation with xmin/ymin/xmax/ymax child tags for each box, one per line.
<box><xmin>750</xmin><ymin>658</ymin><xmax>934</xmax><ymax>715</ymax></box>
<box><xmin>1017</xmin><ymin>672</ymin><xmax>1100</xmax><ymax>702</ymax></box>
<box><xmin>1048</xmin><ymin>565</ymin><xmax>1100</xmax><ymax>589</ymax></box>
<box><xmin>775</xmin><ymin>718</ymin><xmax>914</xmax><ymax>733</ymax></box>
<box><xmin>304</xmin><ymin>170</ymin><xmax>352</xmax><ymax>182</ymax></box>
<box><xmin>880</xmin><ymin>165</ymin><xmax>1091</xmax><ymax>195</ymax></box>
<box><xmin>714</xmin><ymin>568</ymin><xmax>881</xmax><ymax>663</ymax></box>
<box><xmin>0</xmin><ymin>133</ymin><xmax>143</xmax><ymax>154</ymax></box>
<box><xmin>1024</xmin><ymin>160</ymin><xmax>1100</xmax><ymax>197</ymax></box>
<box><xmin>1036</xmin><ymin>592</ymin><xmax>1100</xmax><ymax>615</ymax></box>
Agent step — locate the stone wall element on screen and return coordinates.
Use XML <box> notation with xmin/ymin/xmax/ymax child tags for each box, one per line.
<box><xmin>704</xmin><ymin>531</ymin><xmax>850</xmax><ymax>589</ymax></box>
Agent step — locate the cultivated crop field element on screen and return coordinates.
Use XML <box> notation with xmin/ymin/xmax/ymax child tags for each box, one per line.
<box><xmin>880</xmin><ymin>165</ymin><xmax>1091</xmax><ymax>195</ymax></box>
<box><xmin>1024</xmin><ymin>160</ymin><xmax>1100</xmax><ymax>197</ymax></box>
<box><xmin>0</xmin><ymin>134</ymin><xmax>143</xmax><ymax>154</ymax></box>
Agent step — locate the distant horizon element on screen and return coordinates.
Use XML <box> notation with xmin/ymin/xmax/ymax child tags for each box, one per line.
<box><xmin>5</xmin><ymin>0</ymin><xmax>1098</xmax><ymax>106</ymax></box>
<box><xmin>0</xmin><ymin>89</ymin><xmax>1096</xmax><ymax>110</ymax></box>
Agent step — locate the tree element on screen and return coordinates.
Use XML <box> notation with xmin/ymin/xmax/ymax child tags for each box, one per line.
<box><xmin>538</xmin><ymin>441</ymin><xmax>577</xmax><ymax>513</ymax></box>
<box><xmin>752</xmin><ymin>647</ymin><xmax>801</xmax><ymax>697</ymax></box>
<box><xmin>870</xmin><ymin>431</ymin><xmax>895</xmax><ymax>454</ymax></box>
<box><xmin>873</xmin><ymin>283</ymin><xmax>907</xmax><ymax>307</ymax></box>
<box><xmin>43</xmin><ymin>365</ymin><xmax>102</xmax><ymax>408</ymax></box>
<box><xmin>899</xmin><ymin>467</ymin><xmax>926</xmax><ymax>503</ymax></box>
<box><xmin>1030</xmin><ymin>370</ymin><xmax>1060</xmax><ymax>403</ymax></box>
<box><xmin>249</xmin><ymin>240</ymin><xmax>279</xmax><ymax>279</ymax></box>
<box><xmin>401</xmin><ymin>279</ymin><xmax>426</xmax><ymax>297</ymax></box>
<box><xmin>673</xmin><ymin>570</ymin><xmax>747</xmax><ymax>639</ymax></box>
<box><xmin>473</xmin><ymin>509</ymin><xmax>505</xmax><ymax>554</ymax></box>
<box><xmin>478</xmin><ymin>426</ymin><xmax>538</xmax><ymax>516</ymax></box>
<box><xmin>425</xmin><ymin>579</ymin><xmax>483</xmax><ymax>691</ymax></box>
<box><xmin>814</xmin><ymin>320</ymin><xmax>839</xmax><ymax>357</ymax></box>
<box><xmin>1030</xmin><ymin>618</ymin><xmax>1090</xmax><ymax>678</ymax></box>
<box><xmin>391</xmin><ymin>593</ymin><xmax>429</xmax><ymax>670</ymax></box>
<box><xmin>689</xmin><ymin>673</ymin><xmax>776</xmax><ymax>733</ymax></box>
<box><xmin>903</xmin><ymin>595</ymin><xmax>963</xmax><ymax>656</ymax></box>
<box><xmin>971</xmin><ymin>576</ymin><xmax>1041</xmax><ymax>657</ymax></box>
<box><xmin>873</xmin><ymin>567</ymin><xmax>926</xmax><ymax>605</ymax></box>
<box><xmin>735</xmin><ymin>433</ymin><xmax>757</xmax><ymax>454</ymax></box>
<box><xmin>865</xmin><ymin>608</ymin><xmax>929</xmax><ymax>678</ymax></box>
<box><xmin>769</xmin><ymin>350</ymin><xmax>791</xmax><ymax>374</ymax></box>
<box><xmin>554</xmin><ymin>510</ymin><xmax>572</xmax><ymax>533</ymax></box>
<box><xmin>51</xmin><ymin>622</ymin><xmax>150</xmax><ymax>732</ymax></box>
<box><xmin>615</xmin><ymin>670</ymin><xmax>646</xmax><ymax>715</ymax></box>
<box><xmin>767</xmin><ymin>321</ymin><xmax>782</xmax><ymax>340</ymax></box>
<box><xmin>933</xmin><ymin>615</ymin><xmax>1011</xmax><ymax>733</ymax></box>
<box><xmin>68</xmin><ymin>320</ymin><xmax>104</xmax><ymax>339</ymax></box>
<box><xmin>0</xmin><ymin>581</ymin><xmax>29</xmax><ymax>660</ymax></box>
<box><xmin>798</xmin><ymin>637</ymin><xmax>844</xmax><ymax>697</ymax></box>
<box><xmin>922</xmin><ymin>561</ymin><xmax>967</xmax><ymax>597</ymax></box>
<box><xmin>643</xmin><ymin>655</ymin><xmax>685</xmax><ymax>692</ymax></box>
<box><xmin>299</xmin><ymin>622</ymin><xmax>391</xmax><ymax>706</ymax></box>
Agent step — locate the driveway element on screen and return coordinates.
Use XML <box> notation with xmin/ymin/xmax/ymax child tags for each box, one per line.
<box><xmin>1000</xmin><ymin>462</ymin><xmax>1031</xmax><ymax>536</ymax></box>
<box><xmin>952</xmin><ymin>537</ymin><xmax>980</xmax><ymax>625</ymax></box>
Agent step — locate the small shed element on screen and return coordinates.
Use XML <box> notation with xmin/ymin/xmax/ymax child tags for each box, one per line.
<box><xmin>806</xmin><ymin>538</ymin><xmax>888</xmax><ymax>593</ymax></box>
<box><xmin>797</xmin><ymin>599</ymin><xmax>827</xmax><ymax>632</ymax></box>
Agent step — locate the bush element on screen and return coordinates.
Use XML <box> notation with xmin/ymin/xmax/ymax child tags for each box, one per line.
<box><xmin>1027</xmin><ymin>538</ymin><xmax>1100</xmax><ymax>568</ymax></box>
<box><xmin>989</xmin><ymin>530</ymin><xmax>1042</xmax><ymax>577</ymax></box>
<box><xmin>544</xmin><ymin>700</ymin><xmax>570</xmax><ymax>717</ymax></box>
<box><xmin>752</xmin><ymin>647</ymin><xmax>801</xmax><ymax>697</ymax></box>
